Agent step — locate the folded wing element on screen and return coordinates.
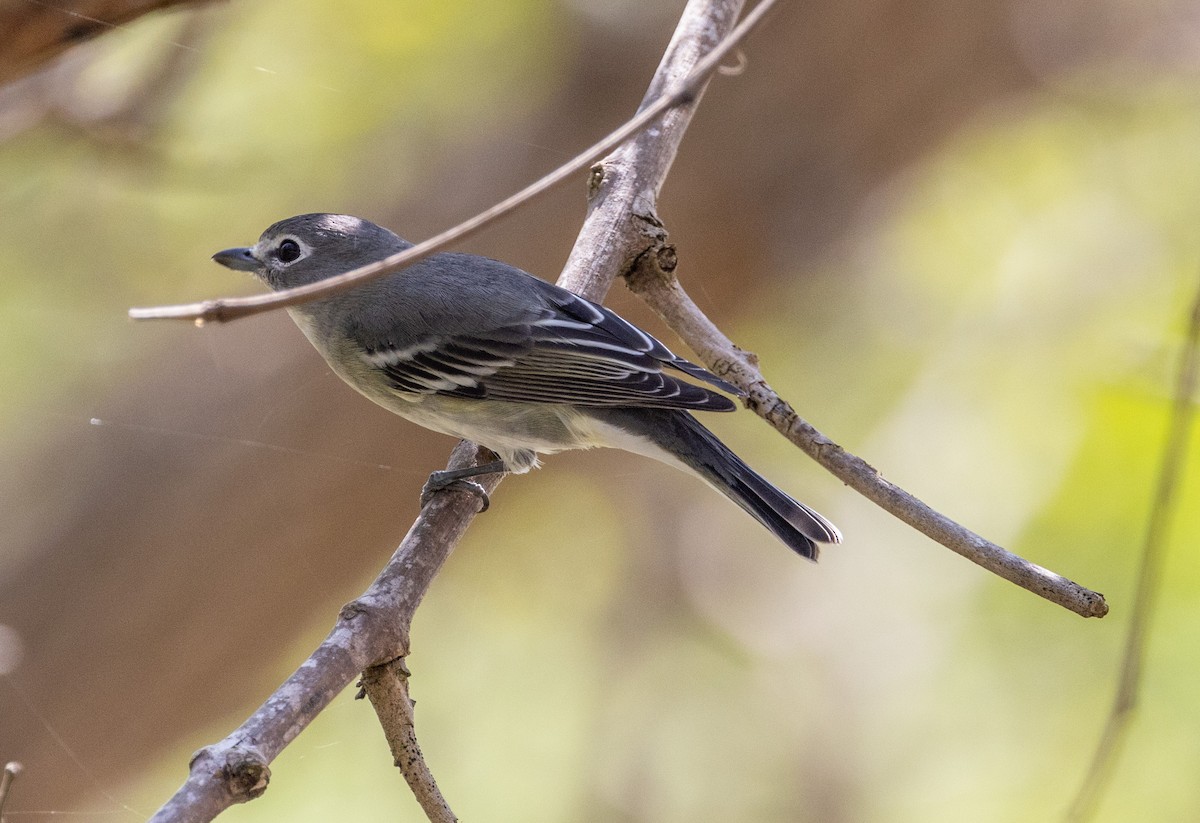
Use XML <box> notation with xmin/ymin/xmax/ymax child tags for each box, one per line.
<box><xmin>360</xmin><ymin>290</ymin><xmax>742</xmax><ymax>412</ymax></box>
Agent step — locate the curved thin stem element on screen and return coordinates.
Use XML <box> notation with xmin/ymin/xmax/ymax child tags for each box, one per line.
<box><xmin>1064</xmin><ymin>271</ymin><xmax>1200</xmax><ymax>819</ymax></box>
<box><xmin>127</xmin><ymin>0</ymin><xmax>780</xmax><ymax>325</ymax></box>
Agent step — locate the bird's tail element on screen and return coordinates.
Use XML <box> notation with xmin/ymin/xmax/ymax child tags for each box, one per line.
<box><xmin>586</xmin><ymin>408</ymin><xmax>842</xmax><ymax>559</ymax></box>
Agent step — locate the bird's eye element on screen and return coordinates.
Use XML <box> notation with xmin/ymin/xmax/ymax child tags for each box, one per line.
<box><xmin>275</xmin><ymin>239</ymin><xmax>302</xmax><ymax>263</ymax></box>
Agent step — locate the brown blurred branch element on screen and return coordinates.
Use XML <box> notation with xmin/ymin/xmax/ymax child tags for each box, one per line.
<box><xmin>145</xmin><ymin>1</ymin><xmax>756</xmax><ymax>820</ymax></box>
<box><xmin>69</xmin><ymin>7</ymin><xmax>216</xmax><ymax>141</ymax></box>
<box><xmin>0</xmin><ymin>762</ymin><xmax>24</xmax><ymax>818</ymax></box>
<box><xmin>0</xmin><ymin>0</ymin><xmax>204</xmax><ymax>87</ymax></box>
<box><xmin>1064</xmin><ymin>270</ymin><xmax>1200</xmax><ymax>819</ymax></box>
<box><xmin>5</xmin><ymin>8</ymin><xmax>217</xmax><ymax>145</ymax></box>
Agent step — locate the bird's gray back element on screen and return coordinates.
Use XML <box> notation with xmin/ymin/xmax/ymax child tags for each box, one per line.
<box><xmin>339</xmin><ymin>253</ymin><xmax>552</xmax><ymax>352</ymax></box>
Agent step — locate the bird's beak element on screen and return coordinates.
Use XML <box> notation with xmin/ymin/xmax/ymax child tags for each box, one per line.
<box><xmin>212</xmin><ymin>246</ymin><xmax>260</xmax><ymax>272</ymax></box>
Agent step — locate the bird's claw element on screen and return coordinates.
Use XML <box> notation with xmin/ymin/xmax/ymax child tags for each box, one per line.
<box><xmin>421</xmin><ymin>474</ymin><xmax>490</xmax><ymax>513</ymax></box>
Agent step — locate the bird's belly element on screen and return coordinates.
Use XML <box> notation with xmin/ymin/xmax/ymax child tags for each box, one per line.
<box><xmin>401</xmin><ymin>396</ymin><xmax>578</xmax><ymax>447</ymax></box>
<box><xmin>365</xmin><ymin>389</ymin><xmax>591</xmax><ymax>472</ymax></box>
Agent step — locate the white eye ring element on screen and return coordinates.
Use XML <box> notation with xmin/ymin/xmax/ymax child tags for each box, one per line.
<box><xmin>275</xmin><ymin>238</ymin><xmax>303</xmax><ymax>263</ymax></box>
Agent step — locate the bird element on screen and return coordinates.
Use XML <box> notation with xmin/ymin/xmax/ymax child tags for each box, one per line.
<box><xmin>213</xmin><ymin>213</ymin><xmax>841</xmax><ymax>559</ymax></box>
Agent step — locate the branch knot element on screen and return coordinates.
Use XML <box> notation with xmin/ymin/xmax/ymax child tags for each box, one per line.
<box><xmin>338</xmin><ymin>598</ymin><xmax>411</xmax><ymax>663</ymax></box>
<box><xmin>185</xmin><ymin>745</ymin><xmax>271</xmax><ymax>805</ymax></box>
<box><xmin>221</xmin><ymin>752</ymin><xmax>270</xmax><ymax>801</ymax></box>
<box><xmin>656</xmin><ymin>243</ymin><xmax>678</xmax><ymax>273</ymax></box>
<box><xmin>587</xmin><ymin>164</ymin><xmax>606</xmax><ymax>200</ymax></box>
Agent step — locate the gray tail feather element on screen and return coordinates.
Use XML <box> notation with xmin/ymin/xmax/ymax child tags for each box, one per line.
<box><xmin>591</xmin><ymin>408</ymin><xmax>842</xmax><ymax>560</ymax></box>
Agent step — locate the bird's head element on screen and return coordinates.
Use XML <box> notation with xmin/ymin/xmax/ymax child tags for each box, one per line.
<box><xmin>212</xmin><ymin>213</ymin><xmax>409</xmax><ymax>290</ymax></box>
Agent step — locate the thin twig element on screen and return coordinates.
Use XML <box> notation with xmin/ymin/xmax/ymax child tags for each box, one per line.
<box><xmin>1064</xmin><ymin>273</ymin><xmax>1200</xmax><ymax>819</ymax></box>
<box><xmin>0</xmin><ymin>762</ymin><xmax>24</xmax><ymax>819</ymax></box>
<box><xmin>359</xmin><ymin>660</ymin><xmax>456</xmax><ymax>823</ymax></box>
<box><xmin>126</xmin><ymin>0</ymin><xmax>779</xmax><ymax>324</ymax></box>
<box><xmin>625</xmin><ymin>249</ymin><xmax>1110</xmax><ymax>618</ymax></box>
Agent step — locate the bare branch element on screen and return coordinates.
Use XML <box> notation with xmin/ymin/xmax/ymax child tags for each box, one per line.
<box><xmin>558</xmin><ymin>0</ymin><xmax>751</xmax><ymax>296</ymax></box>
<box><xmin>126</xmin><ymin>0</ymin><xmax>778</xmax><ymax>323</ymax></box>
<box><xmin>1064</xmin><ymin>271</ymin><xmax>1200</xmax><ymax>818</ymax></box>
<box><xmin>624</xmin><ymin>245</ymin><xmax>1110</xmax><ymax>619</ymax></box>
<box><xmin>359</xmin><ymin>660</ymin><xmax>457</xmax><ymax>823</ymax></box>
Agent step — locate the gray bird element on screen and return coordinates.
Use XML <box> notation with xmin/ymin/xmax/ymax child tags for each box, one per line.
<box><xmin>213</xmin><ymin>213</ymin><xmax>841</xmax><ymax>558</ymax></box>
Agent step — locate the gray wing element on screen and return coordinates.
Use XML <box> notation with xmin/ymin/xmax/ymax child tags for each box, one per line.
<box><xmin>359</xmin><ymin>287</ymin><xmax>742</xmax><ymax>412</ymax></box>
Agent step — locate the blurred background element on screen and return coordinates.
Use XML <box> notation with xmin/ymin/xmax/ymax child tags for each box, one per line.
<box><xmin>1</xmin><ymin>0</ymin><xmax>1199</xmax><ymax>820</ymax></box>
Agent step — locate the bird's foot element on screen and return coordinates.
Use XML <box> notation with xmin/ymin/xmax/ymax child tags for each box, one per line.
<box><xmin>421</xmin><ymin>476</ymin><xmax>490</xmax><ymax>512</ymax></box>
<box><xmin>420</xmin><ymin>460</ymin><xmax>507</xmax><ymax>513</ymax></box>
